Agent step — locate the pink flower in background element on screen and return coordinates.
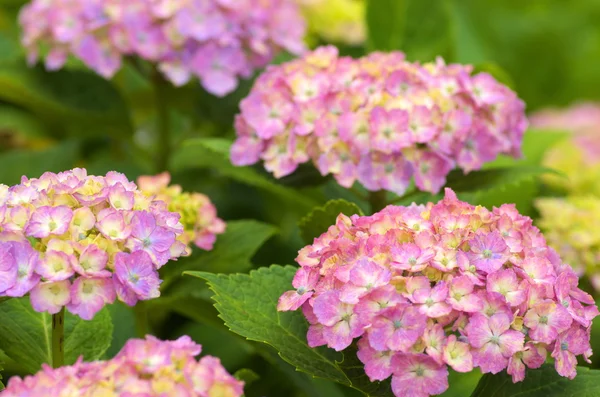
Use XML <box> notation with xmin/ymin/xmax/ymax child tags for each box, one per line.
<box><xmin>137</xmin><ymin>172</ymin><xmax>225</xmax><ymax>255</ymax></box>
<box><xmin>1</xmin><ymin>335</ymin><xmax>244</xmax><ymax>396</ymax></box>
<box><xmin>19</xmin><ymin>0</ymin><xmax>306</xmax><ymax>96</ymax></box>
<box><xmin>233</xmin><ymin>46</ymin><xmax>527</xmax><ymax>195</ymax></box>
<box><xmin>278</xmin><ymin>189</ymin><xmax>598</xmax><ymax>397</ymax></box>
<box><xmin>0</xmin><ymin>168</ymin><xmax>186</xmax><ymax>319</ymax></box>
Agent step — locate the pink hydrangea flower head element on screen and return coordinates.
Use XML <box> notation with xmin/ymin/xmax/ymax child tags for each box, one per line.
<box><xmin>233</xmin><ymin>46</ymin><xmax>527</xmax><ymax>194</ymax></box>
<box><xmin>137</xmin><ymin>172</ymin><xmax>225</xmax><ymax>255</ymax></box>
<box><xmin>0</xmin><ymin>168</ymin><xmax>186</xmax><ymax>319</ymax></box>
<box><xmin>19</xmin><ymin>0</ymin><xmax>306</xmax><ymax>96</ymax></box>
<box><xmin>278</xmin><ymin>188</ymin><xmax>598</xmax><ymax>397</ymax></box>
<box><xmin>1</xmin><ymin>335</ymin><xmax>244</xmax><ymax>396</ymax></box>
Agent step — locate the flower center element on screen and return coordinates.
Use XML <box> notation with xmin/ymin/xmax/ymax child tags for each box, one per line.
<box><xmin>539</xmin><ymin>315</ymin><xmax>549</xmax><ymax>325</ymax></box>
<box><xmin>414</xmin><ymin>367</ymin><xmax>425</xmax><ymax>377</ymax></box>
<box><xmin>482</xmin><ymin>249</ymin><xmax>493</xmax><ymax>258</ymax></box>
<box><xmin>490</xmin><ymin>336</ymin><xmax>501</xmax><ymax>345</ymax></box>
<box><xmin>393</xmin><ymin>320</ymin><xmax>403</xmax><ymax>329</ymax></box>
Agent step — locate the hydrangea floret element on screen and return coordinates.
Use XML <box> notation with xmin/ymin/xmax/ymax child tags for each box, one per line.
<box><xmin>19</xmin><ymin>0</ymin><xmax>306</xmax><ymax>96</ymax></box>
<box><xmin>0</xmin><ymin>168</ymin><xmax>186</xmax><ymax>320</ymax></box>
<box><xmin>1</xmin><ymin>335</ymin><xmax>244</xmax><ymax>396</ymax></box>
<box><xmin>278</xmin><ymin>189</ymin><xmax>599</xmax><ymax>397</ymax></box>
<box><xmin>232</xmin><ymin>46</ymin><xmax>527</xmax><ymax>195</ymax></box>
<box><xmin>137</xmin><ymin>172</ymin><xmax>225</xmax><ymax>255</ymax></box>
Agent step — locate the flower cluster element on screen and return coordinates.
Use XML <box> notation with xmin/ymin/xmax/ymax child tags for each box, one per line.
<box><xmin>530</xmin><ymin>102</ymin><xmax>600</xmax><ymax>195</ymax></box>
<box><xmin>1</xmin><ymin>335</ymin><xmax>244</xmax><ymax>396</ymax></box>
<box><xmin>19</xmin><ymin>0</ymin><xmax>306</xmax><ymax>96</ymax></box>
<box><xmin>232</xmin><ymin>46</ymin><xmax>527</xmax><ymax>195</ymax></box>
<box><xmin>137</xmin><ymin>172</ymin><xmax>225</xmax><ymax>255</ymax></box>
<box><xmin>0</xmin><ymin>168</ymin><xmax>186</xmax><ymax>320</ymax></box>
<box><xmin>298</xmin><ymin>0</ymin><xmax>366</xmax><ymax>46</ymax></box>
<box><xmin>278</xmin><ymin>189</ymin><xmax>598</xmax><ymax>397</ymax></box>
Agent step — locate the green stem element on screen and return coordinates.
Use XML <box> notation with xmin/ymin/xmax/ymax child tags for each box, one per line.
<box><xmin>134</xmin><ymin>302</ymin><xmax>151</xmax><ymax>338</ymax></box>
<box><xmin>152</xmin><ymin>68</ymin><xmax>171</xmax><ymax>173</ymax></box>
<box><xmin>368</xmin><ymin>190</ymin><xmax>388</xmax><ymax>214</ymax></box>
<box><xmin>51</xmin><ymin>308</ymin><xmax>65</xmax><ymax>368</ymax></box>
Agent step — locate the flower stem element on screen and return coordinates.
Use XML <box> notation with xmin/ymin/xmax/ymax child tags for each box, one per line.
<box><xmin>51</xmin><ymin>308</ymin><xmax>65</xmax><ymax>369</ymax></box>
<box><xmin>152</xmin><ymin>67</ymin><xmax>171</xmax><ymax>173</ymax></box>
<box><xmin>134</xmin><ymin>302</ymin><xmax>151</xmax><ymax>338</ymax></box>
<box><xmin>368</xmin><ymin>190</ymin><xmax>388</xmax><ymax>214</ymax></box>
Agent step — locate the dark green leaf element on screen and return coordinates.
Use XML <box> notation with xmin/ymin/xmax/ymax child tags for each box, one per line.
<box><xmin>471</xmin><ymin>365</ymin><xmax>600</xmax><ymax>397</ymax></box>
<box><xmin>0</xmin><ymin>64</ymin><xmax>132</xmax><ymax>138</ymax></box>
<box><xmin>0</xmin><ymin>298</ymin><xmax>113</xmax><ymax>374</ymax></box>
<box><xmin>161</xmin><ymin>220</ymin><xmax>277</xmax><ymax>289</ymax></box>
<box><xmin>445</xmin><ymin>165</ymin><xmax>558</xmax><ymax>198</ymax></box>
<box><xmin>0</xmin><ymin>105</ymin><xmax>49</xmax><ymax>142</ymax></box>
<box><xmin>299</xmin><ymin>199</ymin><xmax>363</xmax><ymax>244</ymax></box>
<box><xmin>403</xmin><ymin>0</ymin><xmax>455</xmax><ymax>61</ymax></box>
<box><xmin>0</xmin><ymin>358</ymin><xmax>4</xmax><ymax>391</ymax></box>
<box><xmin>186</xmin><ymin>265</ymin><xmax>394</xmax><ymax>397</ymax></box>
<box><xmin>0</xmin><ymin>140</ymin><xmax>80</xmax><ymax>185</ymax></box>
<box><xmin>171</xmin><ymin>138</ymin><xmax>319</xmax><ymax>211</ymax></box>
<box><xmin>366</xmin><ymin>0</ymin><xmax>407</xmax><ymax>51</ymax></box>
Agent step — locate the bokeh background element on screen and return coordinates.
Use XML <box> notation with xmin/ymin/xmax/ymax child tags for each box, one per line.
<box><xmin>1</xmin><ymin>0</ymin><xmax>600</xmax><ymax>396</ymax></box>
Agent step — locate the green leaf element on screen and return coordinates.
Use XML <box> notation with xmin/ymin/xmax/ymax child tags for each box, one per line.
<box><xmin>0</xmin><ymin>64</ymin><xmax>132</xmax><ymax>138</ymax></box>
<box><xmin>445</xmin><ymin>165</ymin><xmax>558</xmax><ymax>200</ymax></box>
<box><xmin>0</xmin><ymin>140</ymin><xmax>80</xmax><ymax>185</ymax></box>
<box><xmin>171</xmin><ymin>138</ymin><xmax>319</xmax><ymax>211</ymax></box>
<box><xmin>0</xmin><ymin>298</ymin><xmax>113</xmax><ymax>374</ymax></box>
<box><xmin>366</xmin><ymin>0</ymin><xmax>407</xmax><ymax>51</ymax></box>
<box><xmin>0</xmin><ymin>358</ymin><xmax>4</xmax><ymax>391</ymax></box>
<box><xmin>161</xmin><ymin>220</ymin><xmax>277</xmax><ymax>290</ymax></box>
<box><xmin>186</xmin><ymin>265</ymin><xmax>394</xmax><ymax>397</ymax></box>
<box><xmin>471</xmin><ymin>365</ymin><xmax>600</xmax><ymax>397</ymax></box>
<box><xmin>234</xmin><ymin>368</ymin><xmax>260</xmax><ymax>386</ymax></box>
<box><xmin>299</xmin><ymin>199</ymin><xmax>363</xmax><ymax>244</ymax></box>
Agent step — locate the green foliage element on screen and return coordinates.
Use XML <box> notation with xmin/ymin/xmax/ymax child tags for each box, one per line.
<box><xmin>299</xmin><ymin>199</ymin><xmax>363</xmax><ymax>244</ymax></box>
<box><xmin>0</xmin><ymin>140</ymin><xmax>80</xmax><ymax>185</ymax></box>
<box><xmin>172</xmin><ymin>138</ymin><xmax>319</xmax><ymax>211</ymax></box>
<box><xmin>186</xmin><ymin>265</ymin><xmax>394</xmax><ymax>397</ymax></box>
<box><xmin>0</xmin><ymin>358</ymin><xmax>4</xmax><ymax>391</ymax></box>
<box><xmin>234</xmin><ymin>368</ymin><xmax>260</xmax><ymax>386</ymax></box>
<box><xmin>0</xmin><ymin>64</ymin><xmax>132</xmax><ymax>138</ymax></box>
<box><xmin>0</xmin><ymin>298</ymin><xmax>113</xmax><ymax>374</ymax></box>
<box><xmin>366</xmin><ymin>0</ymin><xmax>406</xmax><ymax>51</ymax></box>
<box><xmin>161</xmin><ymin>220</ymin><xmax>278</xmax><ymax>289</ymax></box>
<box><xmin>471</xmin><ymin>365</ymin><xmax>600</xmax><ymax>397</ymax></box>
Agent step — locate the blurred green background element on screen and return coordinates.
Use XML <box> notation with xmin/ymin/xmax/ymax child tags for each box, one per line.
<box><xmin>1</xmin><ymin>0</ymin><xmax>600</xmax><ymax>396</ymax></box>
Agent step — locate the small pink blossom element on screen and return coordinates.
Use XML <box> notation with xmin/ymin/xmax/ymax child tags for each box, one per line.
<box><xmin>25</xmin><ymin>205</ymin><xmax>73</xmax><ymax>238</ymax></box>
<box><xmin>391</xmin><ymin>354</ymin><xmax>449</xmax><ymax>397</ymax></box>
<box><xmin>114</xmin><ymin>251</ymin><xmax>161</xmax><ymax>302</ymax></box>
<box><xmin>67</xmin><ymin>277</ymin><xmax>116</xmax><ymax>320</ymax></box>
<box><xmin>466</xmin><ymin>313</ymin><xmax>524</xmax><ymax>374</ymax></box>
<box><xmin>30</xmin><ymin>280</ymin><xmax>71</xmax><ymax>314</ymax></box>
<box><xmin>524</xmin><ymin>300</ymin><xmax>573</xmax><ymax>344</ymax></box>
<box><xmin>367</xmin><ymin>306</ymin><xmax>426</xmax><ymax>352</ymax></box>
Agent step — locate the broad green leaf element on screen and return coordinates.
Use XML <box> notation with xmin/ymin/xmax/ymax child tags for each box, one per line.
<box><xmin>0</xmin><ymin>140</ymin><xmax>80</xmax><ymax>185</ymax></box>
<box><xmin>105</xmin><ymin>302</ymin><xmax>136</xmax><ymax>359</ymax></box>
<box><xmin>0</xmin><ymin>64</ymin><xmax>132</xmax><ymax>138</ymax></box>
<box><xmin>161</xmin><ymin>220</ymin><xmax>277</xmax><ymax>289</ymax></box>
<box><xmin>471</xmin><ymin>365</ymin><xmax>600</xmax><ymax>397</ymax></box>
<box><xmin>0</xmin><ymin>298</ymin><xmax>113</xmax><ymax>374</ymax></box>
<box><xmin>299</xmin><ymin>199</ymin><xmax>363</xmax><ymax>244</ymax></box>
<box><xmin>0</xmin><ymin>358</ymin><xmax>4</xmax><ymax>391</ymax></box>
<box><xmin>366</xmin><ymin>0</ymin><xmax>407</xmax><ymax>51</ymax></box>
<box><xmin>186</xmin><ymin>265</ymin><xmax>394</xmax><ymax>397</ymax></box>
<box><xmin>445</xmin><ymin>165</ymin><xmax>558</xmax><ymax>200</ymax></box>
<box><xmin>171</xmin><ymin>138</ymin><xmax>319</xmax><ymax>211</ymax></box>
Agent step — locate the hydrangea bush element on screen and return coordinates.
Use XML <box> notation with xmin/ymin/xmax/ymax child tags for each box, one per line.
<box><xmin>19</xmin><ymin>0</ymin><xmax>306</xmax><ymax>96</ymax></box>
<box><xmin>0</xmin><ymin>168</ymin><xmax>187</xmax><ymax>319</ymax></box>
<box><xmin>1</xmin><ymin>335</ymin><xmax>244</xmax><ymax>396</ymax></box>
<box><xmin>137</xmin><ymin>172</ymin><xmax>225</xmax><ymax>255</ymax></box>
<box><xmin>278</xmin><ymin>189</ymin><xmax>599</xmax><ymax>396</ymax></box>
<box><xmin>232</xmin><ymin>46</ymin><xmax>527</xmax><ymax>195</ymax></box>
